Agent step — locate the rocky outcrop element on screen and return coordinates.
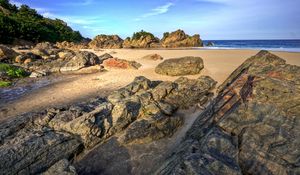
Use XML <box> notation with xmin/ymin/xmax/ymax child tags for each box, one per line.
<box><xmin>206</xmin><ymin>41</ymin><xmax>215</xmax><ymax>47</ymax></box>
<box><xmin>0</xmin><ymin>44</ymin><xmax>19</xmax><ymax>62</ymax></box>
<box><xmin>15</xmin><ymin>52</ymin><xmax>42</xmax><ymax>64</ymax></box>
<box><xmin>0</xmin><ymin>75</ymin><xmax>216</xmax><ymax>174</ymax></box>
<box><xmin>56</xmin><ymin>41</ymin><xmax>88</xmax><ymax>50</ymax></box>
<box><xmin>103</xmin><ymin>58</ymin><xmax>142</xmax><ymax>69</ymax></box>
<box><xmin>155</xmin><ymin>51</ymin><xmax>300</xmax><ymax>175</ymax></box>
<box><xmin>155</xmin><ymin>56</ymin><xmax>204</xmax><ymax>76</ymax></box>
<box><xmin>123</xmin><ymin>36</ymin><xmax>160</xmax><ymax>48</ymax></box>
<box><xmin>141</xmin><ymin>54</ymin><xmax>163</xmax><ymax>61</ymax></box>
<box><xmin>20</xmin><ymin>50</ymin><xmax>101</xmax><ymax>73</ymax></box>
<box><xmin>89</xmin><ymin>35</ymin><xmax>123</xmax><ymax>49</ymax></box>
<box><xmin>161</xmin><ymin>29</ymin><xmax>203</xmax><ymax>48</ymax></box>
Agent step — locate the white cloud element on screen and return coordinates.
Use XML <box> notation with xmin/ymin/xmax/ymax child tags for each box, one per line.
<box><xmin>135</xmin><ymin>2</ymin><xmax>174</xmax><ymax>21</ymax></box>
<box><xmin>61</xmin><ymin>0</ymin><xmax>95</xmax><ymax>6</ymax></box>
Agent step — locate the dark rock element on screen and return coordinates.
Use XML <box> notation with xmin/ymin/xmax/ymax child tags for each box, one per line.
<box><xmin>206</xmin><ymin>41</ymin><xmax>214</xmax><ymax>47</ymax></box>
<box><xmin>155</xmin><ymin>56</ymin><xmax>204</xmax><ymax>76</ymax></box>
<box><xmin>0</xmin><ymin>44</ymin><xmax>19</xmax><ymax>62</ymax></box>
<box><xmin>99</xmin><ymin>53</ymin><xmax>113</xmax><ymax>61</ymax></box>
<box><xmin>0</xmin><ymin>75</ymin><xmax>216</xmax><ymax>174</ymax></box>
<box><xmin>155</xmin><ymin>50</ymin><xmax>300</xmax><ymax>175</ymax></box>
<box><xmin>42</xmin><ymin>159</ymin><xmax>77</xmax><ymax>175</ymax></box>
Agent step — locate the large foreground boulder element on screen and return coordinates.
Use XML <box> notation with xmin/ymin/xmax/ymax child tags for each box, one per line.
<box><xmin>89</xmin><ymin>35</ymin><xmax>123</xmax><ymax>49</ymax></box>
<box><xmin>161</xmin><ymin>29</ymin><xmax>203</xmax><ymax>48</ymax></box>
<box><xmin>155</xmin><ymin>50</ymin><xmax>300</xmax><ymax>175</ymax></box>
<box><xmin>0</xmin><ymin>75</ymin><xmax>216</xmax><ymax>174</ymax></box>
<box><xmin>155</xmin><ymin>56</ymin><xmax>204</xmax><ymax>76</ymax></box>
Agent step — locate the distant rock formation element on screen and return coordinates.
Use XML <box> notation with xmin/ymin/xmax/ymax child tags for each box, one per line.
<box><xmin>155</xmin><ymin>51</ymin><xmax>300</xmax><ymax>175</ymax></box>
<box><xmin>123</xmin><ymin>30</ymin><xmax>160</xmax><ymax>48</ymax></box>
<box><xmin>161</xmin><ymin>29</ymin><xmax>203</xmax><ymax>48</ymax></box>
<box><xmin>89</xmin><ymin>35</ymin><xmax>123</xmax><ymax>49</ymax></box>
<box><xmin>155</xmin><ymin>56</ymin><xmax>204</xmax><ymax>76</ymax></box>
<box><xmin>56</xmin><ymin>41</ymin><xmax>88</xmax><ymax>50</ymax></box>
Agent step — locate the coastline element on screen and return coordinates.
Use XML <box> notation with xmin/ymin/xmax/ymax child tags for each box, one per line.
<box><xmin>1</xmin><ymin>48</ymin><xmax>300</xmax><ymax>120</ymax></box>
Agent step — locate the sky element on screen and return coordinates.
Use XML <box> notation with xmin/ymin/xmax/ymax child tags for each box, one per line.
<box><xmin>10</xmin><ymin>0</ymin><xmax>300</xmax><ymax>40</ymax></box>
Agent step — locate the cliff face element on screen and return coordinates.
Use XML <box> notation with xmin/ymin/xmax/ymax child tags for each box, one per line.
<box><xmin>161</xmin><ymin>29</ymin><xmax>203</xmax><ymax>48</ymax></box>
<box><xmin>88</xmin><ymin>35</ymin><xmax>123</xmax><ymax>49</ymax></box>
<box><xmin>155</xmin><ymin>50</ymin><xmax>300</xmax><ymax>175</ymax></box>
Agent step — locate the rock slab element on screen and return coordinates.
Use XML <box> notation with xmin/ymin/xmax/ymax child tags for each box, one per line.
<box><xmin>155</xmin><ymin>50</ymin><xmax>300</xmax><ymax>175</ymax></box>
<box><xmin>155</xmin><ymin>56</ymin><xmax>204</xmax><ymax>76</ymax></box>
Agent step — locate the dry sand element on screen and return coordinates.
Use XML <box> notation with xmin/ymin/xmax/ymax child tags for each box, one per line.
<box><xmin>1</xmin><ymin>49</ymin><xmax>300</xmax><ymax>120</ymax></box>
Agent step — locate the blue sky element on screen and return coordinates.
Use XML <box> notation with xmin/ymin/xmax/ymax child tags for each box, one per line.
<box><xmin>11</xmin><ymin>0</ymin><xmax>300</xmax><ymax>40</ymax></box>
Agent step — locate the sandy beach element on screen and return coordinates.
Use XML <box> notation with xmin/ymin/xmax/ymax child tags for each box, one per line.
<box><xmin>1</xmin><ymin>49</ymin><xmax>300</xmax><ymax>120</ymax></box>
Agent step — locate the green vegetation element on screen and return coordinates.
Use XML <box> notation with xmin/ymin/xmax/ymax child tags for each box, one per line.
<box><xmin>0</xmin><ymin>80</ymin><xmax>11</xmax><ymax>87</ymax></box>
<box><xmin>0</xmin><ymin>0</ymin><xmax>83</xmax><ymax>44</ymax></box>
<box><xmin>0</xmin><ymin>63</ymin><xmax>28</xmax><ymax>87</ymax></box>
<box><xmin>131</xmin><ymin>30</ymin><xmax>155</xmax><ymax>40</ymax></box>
<box><xmin>0</xmin><ymin>63</ymin><xmax>28</xmax><ymax>78</ymax></box>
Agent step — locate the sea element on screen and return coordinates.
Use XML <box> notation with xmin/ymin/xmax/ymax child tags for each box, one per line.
<box><xmin>202</xmin><ymin>40</ymin><xmax>300</xmax><ymax>52</ymax></box>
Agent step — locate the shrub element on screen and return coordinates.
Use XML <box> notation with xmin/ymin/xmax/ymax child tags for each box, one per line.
<box><xmin>0</xmin><ymin>63</ymin><xmax>28</xmax><ymax>78</ymax></box>
<box><xmin>131</xmin><ymin>30</ymin><xmax>155</xmax><ymax>40</ymax></box>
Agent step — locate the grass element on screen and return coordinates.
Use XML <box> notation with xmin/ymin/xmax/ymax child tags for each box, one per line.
<box><xmin>0</xmin><ymin>81</ymin><xmax>12</xmax><ymax>87</ymax></box>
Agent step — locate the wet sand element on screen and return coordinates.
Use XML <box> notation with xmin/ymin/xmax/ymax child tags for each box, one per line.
<box><xmin>1</xmin><ymin>49</ymin><xmax>300</xmax><ymax>121</ymax></box>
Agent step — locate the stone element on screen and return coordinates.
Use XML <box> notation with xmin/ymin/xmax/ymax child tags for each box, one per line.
<box><xmin>161</xmin><ymin>29</ymin><xmax>203</xmax><ymax>48</ymax></box>
<box><xmin>0</xmin><ymin>44</ymin><xmax>19</xmax><ymax>62</ymax></box>
<box><xmin>155</xmin><ymin>50</ymin><xmax>300</xmax><ymax>175</ymax></box>
<box><xmin>103</xmin><ymin>58</ymin><xmax>142</xmax><ymax>69</ymax></box>
<box><xmin>56</xmin><ymin>41</ymin><xmax>88</xmax><ymax>50</ymax></box>
<box><xmin>60</xmin><ymin>51</ymin><xmax>101</xmax><ymax>72</ymax></box>
<box><xmin>155</xmin><ymin>56</ymin><xmax>204</xmax><ymax>76</ymax></box>
<box><xmin>123</xmin><ymin>35</ymin><xmax>160</xmax><ymax>48</ymax></box>
<box><xmin>0</xmin><ymin>75</ymin><xmax>217</xmax><ymax>174</ymax></box>
<box><xmin>141</xmin><ymin>54</ymin><xmax>163</xmax><ymax>61</ymax></box>
<box><xmin>42</xmin><ymin>159</ymin><xmax>77</xmax><ymax>175</ymax></box>
<box><xmin>89</xmin><ymin>35</ymin><xmax>123</xmax><ymax>49</ymax></box>
<box><xmin>206</xmin><ymin>41</ymin><xmax>214</xmax><ymax>46</ymax></box>
<box><xmin>99</xmin><ymin>53</ymin><xmax>113</xmax><ymax>61</ymax></box>
<box><xmin>15</xmin><ymin>52</ymin><xmax>42</xmax><ymax>64</ymax></box>
<box><xmin>29</xmin><ymin>71</ymin><xmax>48</xmax><ymax>78</ymax></box>
<box><xmin>58</xmin><ymin>50</ymin><xmax>76</xmax><ymax>60</ymax></box>
<box><xmin>33</xmin><ymin>42</ymin><xmax>61</xmax><ymax>55</ymax></box>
